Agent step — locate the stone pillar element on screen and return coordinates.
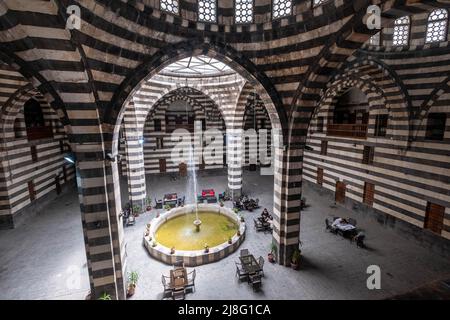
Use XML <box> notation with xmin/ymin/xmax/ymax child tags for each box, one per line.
<box><xmin>271</xmin><ymin>142</ymin><xmax>303</xmax><ymax>266</ymax></box>
<box><xmin>226</xmin><ymin>128</ymin><xmax>243</xmax><ymax>199</ymax></box>
<box><xmin>74</xmin><ymin>146</ymin><xmax>126</xmax><ymax>300</ymax></box>
<box><xmin>123</xmin><ymin>101</ymin><xmax>146</xmax><ymax>210</ymax></box>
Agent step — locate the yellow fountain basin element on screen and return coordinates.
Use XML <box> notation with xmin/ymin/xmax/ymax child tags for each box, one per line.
<box><xmin>143</xmin><ymin>204</ymin><xmax>246</xmax><ymax>266</ymax></box>
<box><xmin>155</xmin><ymin>212</ymin><xmax>238</xmax><ymax>250</ymax></box>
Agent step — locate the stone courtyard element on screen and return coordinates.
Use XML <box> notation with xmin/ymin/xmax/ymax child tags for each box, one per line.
<box><xmin>1</xmin><ymin>170</ymin><xmax>449</xmax><ymax>300</ymax></box>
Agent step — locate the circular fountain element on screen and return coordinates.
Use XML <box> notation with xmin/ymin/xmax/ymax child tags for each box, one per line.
<box><xmin>143</xmin><ymin>204</ymin><xmax>246</xmax><ymax>266</ymax></box>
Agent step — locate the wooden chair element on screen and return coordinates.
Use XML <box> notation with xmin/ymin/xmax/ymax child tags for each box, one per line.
<box><xmin>235</xmin><ymin>262</ymin><xmax>248</xmax><ymax>281</ymax></box>
<box><xmin>240</xmin><ymin>249</ymin><xmax>249</xmax><ymax>257</ymax></box>
<box><xmin>254</xmin><ymin>219</ymin><xmax>265</xmax><ymax>232</ymax></box>
<box><xmin>126</xmin><ymin>214</ymin><xmax>136</xmax><ymax>226</ymax></box>
<box><xmin>172</xmin><ymin>288</ymin><xmax>185</xmax><ymax>300</ymax></box>
<box><xmin>186</xmin><ymin>269</ymin><xmax>196</xmax><ymax>293</ymax></box>
<box><xmin>325</xmin><ymin>218</ymin><xmax>337</xmax><ymax>234</ymax></box>
<box><xmin>173</xmin><ymin>259</ymin><xmax>184</xmax><ymax>268</ymax></box>
<box><xmin>248</xmin><ymin>273</ymin><xmax>262</xmax><ymax>292</ymax></box>
<box><xmin>161</xmin><ymin>275</ymin><xmax>173</xmax><ymax>298</ymax></box>
<box><xmin>257</xmin><ymin>256</ymin><xmax>265</xmax><ymax>277</ymax></box>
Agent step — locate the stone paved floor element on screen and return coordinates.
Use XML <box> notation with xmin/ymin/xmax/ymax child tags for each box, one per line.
<box><xmin>1</xmin><ymin>169</ymin><xmax>450</xmax><ymax>299</ymax></box>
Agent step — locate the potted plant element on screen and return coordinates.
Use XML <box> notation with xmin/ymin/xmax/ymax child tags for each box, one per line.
<box><xmin>127</xmin><ymin>271</ymin><xmax>139</xmax><ymax>297</ymax></box>
<box><xmin>219</xmin><ymin>200</ymin><xmax>224</xmax><ymax>207</ymax></box>
<box><xmin>233</xmin><ymin>208</ymin><xmax>239</xmax><ymax>214</ymax></box>
<box><xmin>170</xmin><ymin>247</ymin><xmax>175</xmax><ymax>254</ymax></box>
<box><xmin>239</xmin><ymin>214</ymin><xmax>245</xmax><ymax>222</ymax></box>
<box><xmin>151</xmin><ymin>241</ymin><xmax>157</xmax><ymax>247</ymax></box>
<box><xmin>146</xmin><ymin>223</ymin><xmax>151</xmax><ymax>229</ymax></box>
<box><xmin>98</xmin><ymin>292</ymin><xmax>111</xmax><ymax>300</ymax></box>
<box><xmin>156</xmin><ymin>211</ymin><xmax>160</xmax><ymax>218</ymax></box>
<box><xmin>132</xmin><ymin>205</ymin><xmax>142</xmax><ymax>217</ymax></box>
<box><xmin>268</xmin><ymin>243</ymin><xmax>277</xmax><ymax>263</ymax></box>
<box><xmin>145</xmin><ymin>197</ymin><xmax>152</xmax><ymax>211</ymax></box>
<box><xmin>228</xmin><ymin>237</ymin><xmax>232</xmax><ymax>244</ymax></box>
<box><xmin>290</xmin><ymin>249</ymin><xmax>301</xmax><ymax>270</ymax></box>
<box><xmin>204</xmin><ymin>244</ymin><xmax>209</xmax><ymax>253</ymax></box>
<box><xmin>164</xmin><ymin>204</ymin><xmax>171</xmax><ymax>211</ymax></box>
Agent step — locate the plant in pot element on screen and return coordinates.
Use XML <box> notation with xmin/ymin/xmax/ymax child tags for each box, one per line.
<box><xmin>132</xmin><ymin>205</ymin><xmax>142</xmax><ymax>217</ymax></box>
<box><xmin>268</xmin><ymin>243</ymin><xmax>277</xmax><ymax>263</ymax></box>
<box><xmin>228</xmin><ymin>236</ymin><xmax>232</xmax><ymax>244</ymax></box>
<box><xmin>204</xmin><ymin>244</ymin><xmax>209</xmax><ymax>253</ymax></box>
<box><xmin>151</xmin><ymin>240</ymin><xmax>157</xmax><ymax>247</ymax></box>
<box><xmin>219</xmin><ymin>200</ymin><xmax>224</xmax><ymax>207</ymax></box>
<box><xmin>290</xmin><ymin>248</ymin><xmax>301</xmax><ymax>270</ymax></box>
<box><xmin>145</xmin><ymin>197</ymin><xmax>152</xmax><ymax>211</ymax></box>
<box><xmin>156</xmin><ymin>211</ymin><xmax>160</xmax><ymax>218</ymax></box>
<box><xmin>98</xmin><ymin>292</ymin><xmax>111</xmax><ymax>300</ymax></box>
<box><xmin>164</xmin><ymin>204</ymin><xmax>171</xmax><ymax>211</ymax></box>
<box><xmin>127</xmin><ymin>271</ymin><xmax>139</xmax><ymax>297</ymax></box>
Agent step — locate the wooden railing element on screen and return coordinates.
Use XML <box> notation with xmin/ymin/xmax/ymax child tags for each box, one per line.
<box><xmin>326</xmin><ymin>124</ymin><xmax>367</xmax><ymax>139</ymax></box>
<box><xmin>26</xmin><ymin>126</ymin><xmax>53</xmax><ymax>141</ymax></box>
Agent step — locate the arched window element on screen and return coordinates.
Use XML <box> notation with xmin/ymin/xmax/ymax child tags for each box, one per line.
<box><xmin>273</xmin><ymin>0</ymin><xmax>292</xmax><ymax>19</ymax></box>
<box><xmin>198</xmin><ymin>0</ymin><xmax>216</xmax><ymax>23</ymax></box>
<box><xmin>24</xmin><ymin>98</ymin><xmax>52</xmax><ymax>140</ymax></box>
<box><xmin>328</xmin><ymin>88</ymin><xmax>369</xmax><ymax>139</ymax></box>
<box><xmin>235</xmin><ymin>0</ymin><xmax>253</xmax><ymax>24</ymax></box>
<box><xmin>160</xmin><ymin>0</ymin><xmax>179</xmax><ymax>15</ymax></box>
<box><xmin>426</xmin><ymin>9</ymin><xmax>448</xmax><ymax>43</ymax></box>
<box><xmin>393</xmin><ymin>16</ymin><xmax>410</xmax><ymax>46</ymax></box>
<box><xmin>24</xmin><ymin>98</ymin><xmax>45</xmax><ymax>128</ymax></box>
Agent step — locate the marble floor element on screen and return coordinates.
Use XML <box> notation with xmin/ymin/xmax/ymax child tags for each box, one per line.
<box><xmin>1</xmin><ymin>169</ymin><xmax>449</xmax><ymax>300</ymax></box>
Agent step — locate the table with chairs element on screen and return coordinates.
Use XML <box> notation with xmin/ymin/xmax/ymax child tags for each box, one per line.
<box><xmin>235</xmin><ymin>249</ymin><xmax>264</xmax><ymax>292</ymax></box>
<box><xmin>325</xmin><ymin>216</ymin><xmax>366</xmax><ymax>248</ymax></box>
<box><xmin>161</xmin><ymin>261</ymin><xmax>196</xmax><ymax>300</ymax></box>
<box><xmin>254</xmin><ymin>208</ymin><xmax>273</xmax><ymax>233</ymax></box>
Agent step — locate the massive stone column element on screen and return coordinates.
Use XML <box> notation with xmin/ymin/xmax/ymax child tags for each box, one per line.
<box><xmin>271</xmin><ymin>141</ymin><xmax>303</xmax><ymax>266</ymax></box>
<box><xmin>226</xmin><ymin>128</ymin><xmax>243</xmax><ymax>199</ymax></box>
<box><xmin>74</xmin><ymin>144</ymin><xmax>126</xmax><ymax>300</ymax></box>
<box><xmin>123</xmin><ymin>101</ymin><xmax>147</xmax><ymax>209</ymax></box>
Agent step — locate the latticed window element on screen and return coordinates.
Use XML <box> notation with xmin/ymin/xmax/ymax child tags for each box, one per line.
<box><xmin>426</xmin><ymin>9</ymin><xmax>448</xmax><ymax>43</ymax></box>
<box><xmin>273</xmin><ymin>0</ymin><xmax>292</xmax><ymax>19</ymax></box>
<box><xmin>236</xmin><ymin>0</ymin><xmax>253</xmax><ymax>24</ymax></box>
<box><xmin>198</xmin><ymin>0</ymin><xmax>216</xmax><ymax>23</ymax></box>
<box><xmin>369</xmin><ymin>32</ymin><xmax>381</xmax><ymax>46</ymax></box>
<box><xmin>160</xmin><ymin>0</ymin><xmax>179</xmax><ymax>15</ymax></box>
<box><xmin>313</xmin><ymin>0</ymin><xmax>327</xmax><ymax>7</ymax></box>
<box><xmin>393</xmin><ymin>16</ymin><xmax>410</xmax><ymax>46</ymax></box>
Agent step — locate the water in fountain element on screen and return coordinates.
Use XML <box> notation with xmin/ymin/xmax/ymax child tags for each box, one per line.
<box><xmin>187</xmin><ymin>144</ymin><xmax>199</xmax><ymax>218</ymax></box>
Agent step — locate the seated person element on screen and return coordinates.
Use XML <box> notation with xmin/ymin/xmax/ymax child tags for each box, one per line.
<box><xmin>261</xmin><ymin>208</ymin><xmax>269</xmax><ymax>217</ymax></box>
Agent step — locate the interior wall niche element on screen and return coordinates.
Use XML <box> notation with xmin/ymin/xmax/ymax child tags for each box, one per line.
<box><xmin>24</xmin><ymin>98</ymin><xmax>53</xmax><ymax>141</ymax></box>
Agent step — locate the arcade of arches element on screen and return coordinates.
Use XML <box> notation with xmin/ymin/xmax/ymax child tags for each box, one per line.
<box><xmin>0</xmin><ymin>0</ymin><xmax>450</xmax><ymax>300</ymax></box>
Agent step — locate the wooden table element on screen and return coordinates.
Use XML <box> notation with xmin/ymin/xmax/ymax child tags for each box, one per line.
<box><xmin>170</xmin><ymin>268</ymin><xmax>187</xmax><ymax>289</ymax></box>
<box><xmin>239</xmin><ymin>255</ymin><xmax>260</xmax><ymax>274</ymax></box>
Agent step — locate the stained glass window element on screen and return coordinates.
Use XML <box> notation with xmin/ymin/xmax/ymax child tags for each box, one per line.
<box><xmin>393</xmin><ymin>16</ymin><xmax>410</xmax><ymax>46</ymax></box>
<box><xmin>273</xmin><ymin>0</ymin><xmax>292</xmax><ymax>19</ymax></box>
<box><xmin>198</xmin><ymin>0</ymin><xmax>216</xmax><ymax>23</ymax></box>
<box><xmin>160</xmin><ymin>0</ymin><xmax>179</xmax><ymax>15</ymax></box>
<box><xmin>426</xmin><ymin>9</ymin><xmax>448</xmax><ymax>43</ymax></box>
<box><xmin>236</xmin><ymin>0</ymin><xmax>253</xmax><ymax>24</ymax></box>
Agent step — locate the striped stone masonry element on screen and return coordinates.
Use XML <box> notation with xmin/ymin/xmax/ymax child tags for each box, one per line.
<box><xmin>123</xmin><ymin>101</ymin><xmax>147</xmax><ymax>209</ymax></box>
